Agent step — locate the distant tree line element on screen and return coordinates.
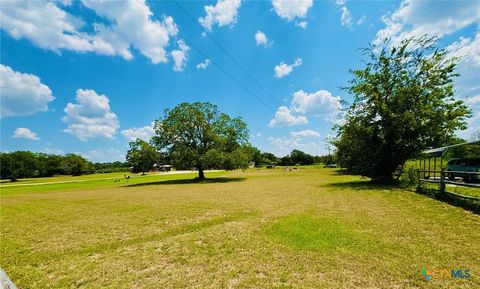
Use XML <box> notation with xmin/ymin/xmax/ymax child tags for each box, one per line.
<box><xmin>0</xmin><ymin>151</ymin><xmax>129</xmax><ymax>181</ymax></box>
<box><xmin>0</xmin><ymin>146</ymin><xmax>334</xmax><ymax>182</ymax></box>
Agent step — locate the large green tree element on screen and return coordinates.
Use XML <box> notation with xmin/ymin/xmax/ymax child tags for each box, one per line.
<box><xmin>126</xmin><ymin>139</ymin><xmax>159</xmax><ymax>175</ymax></box>
<box><xmin>62</xmin><ymin>154</ymin><xmax>93</xmax><ymax>176</ymax></box>
<box><xmin>334</xmin><ymin>36</ymin><xmax>471</xmax><ymax>182</ymax></box>
<box><xmin>152</xmin><ymin>102</ymin><xmax>249</xmax><ymax>179</ymax></box>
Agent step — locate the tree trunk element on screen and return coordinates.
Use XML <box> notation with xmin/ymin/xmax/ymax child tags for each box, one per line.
<box><xmin>198</xmin><ymin>167</ymin><xmax>205</xmax><ymax>180</ymax></box>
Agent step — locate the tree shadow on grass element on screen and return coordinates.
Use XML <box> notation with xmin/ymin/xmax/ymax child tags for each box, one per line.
<box><xmin>330</xmin><ymin>169</ymin><xmax>354</xmax><ymax>176</ymax></box>
<box><xmin>125</xmin><ymin>177</ymin><xmax>246</xmax><ymax>187</ymax></box>
<box><xmin>323</xmin><ymin>180</ymin><xmax>397</xmax><ymax>191</ymax></box>
<box><xmin>325</xmin><ymin>180</ymin><xmax>480</xmax><ymax>214</ymax></box>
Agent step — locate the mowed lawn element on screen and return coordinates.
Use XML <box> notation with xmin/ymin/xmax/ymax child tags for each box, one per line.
<box><xmin>1</xmin><ymin>168</ymin><xmax>479</xmax><ymax>288</ymax></box>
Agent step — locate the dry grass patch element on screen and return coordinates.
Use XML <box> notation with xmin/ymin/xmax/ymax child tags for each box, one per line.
<box><xmin>1</xmin><ymin>167</ymin><xmax>479</xmax><ymax>288</ymax></box>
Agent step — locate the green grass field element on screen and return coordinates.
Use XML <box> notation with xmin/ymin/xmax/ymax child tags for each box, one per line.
<box><xmin>1</xmin><ymin>168</ymin><xmax>479</xmax><ymax>288</ymax></box>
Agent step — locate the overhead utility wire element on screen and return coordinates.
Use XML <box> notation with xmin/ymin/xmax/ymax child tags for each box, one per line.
<box><xmin>173</xmin><ymin>0</ymin><xmax>281</xmax><ymax>107</ymax></box>
<box><xmin>149</xmin><ymin>13</ymin><xmax>276</xmax><ymax>112</ymax></box>
<box><xmin>180</xmin><ymin>35</ymin><xmax>276</xmax><ymax>112</ymax></box>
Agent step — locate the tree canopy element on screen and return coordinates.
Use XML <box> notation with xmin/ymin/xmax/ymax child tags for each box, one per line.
<box><xmin>152</xmin><ymin>102</ymin><xmax>250</xmax><ymax>179</ymax></box>
<box><xmin>334</xmin><ymin>36</ymin><xmax>471</xmax><ymax>182</ymax></box>
<box><xmin>126</xmin><ymin>139</ymin><xmax>159</xmax><ymax>175</ymax></box>
<box><xmin>279</xmin><ymin>149</ymin><xmax>315</xmax><ymax>166</ymax></box>
<box><xmin>0</xmin><ymin>151</ymin><xmax>96</xmax><ymax>181</ymax></box>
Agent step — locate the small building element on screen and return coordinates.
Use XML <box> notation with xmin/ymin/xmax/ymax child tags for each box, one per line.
<box><xmin>153</xmin><ymin>164</ymin><xmax>172</xmax><ymax>172</ymax></box>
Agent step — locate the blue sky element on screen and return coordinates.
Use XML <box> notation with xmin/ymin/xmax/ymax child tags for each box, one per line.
<box><xmin>1</xmin><ymin>0</ymin><xmax>479</xmax><ymax>162</ymax></box>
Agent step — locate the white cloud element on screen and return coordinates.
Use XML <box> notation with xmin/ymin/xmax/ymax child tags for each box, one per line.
<box><xmin>373</xmin><ymin>0</ymin><xmax>480</xmax><ymax>47</ymax></box>
<box><xmin>460</xmin><ymin>95</ymin><xmax>480</xmax><ymax>140</ymax></box>
<box><xmin>374</xmin><ymin>1</ymin><xmax>480</xmax><ymax>140</ymax></box>
<box><xmin>272</xmin><ymin>0</ymin><xmax>313</xmax><ymax>22</ymax></box>
<box><xmin>356</xmin><ymin>15</ymin><xmax>366</xmax><ymax>26</ymax></box>
<box><xmin>290</xmin><ymin>129</ymin><xmax>320</xmax><ymax>138</ymax></box>
<box><xmin>268</xmin><ymin>106</ymin><xmax>308</xmax><ymax>127</ymax></box>
<box><xmin>460</xmin><ymin>113</ymin><xmax>480</xmax><ymax>141</ymax></box>
<box><xmin>171</xmin><ymin>40</ymin><xmax>190</xmax><ymax>72</ymax></box>
<box><xmin>196</xmin><ymin>59</ymin><xmax>211</xmax><ymax>70</ymax></box>
<box><xmin>291</xmin><ymin>90</ymin><xmax>342</xmax><ymax>120</ymax></box>
<box><xmin>199</xmin><ymin>0</ymin><xmax>242</xmax><ymax>32</ymax></box>
<box><xmin>63</xmin><ymin>89</ymin><xmax>120</xmax><ymax>141</ymax></box>
<box><xmin>340</xmin><ymin>6</ymin><xmax>352</xmax><ymax>28</ymax></box>
<box><xmin>295</xmin><ymin>21</ymin><xmax>307</xmax><ymax>29</ymax></box>
<box><xmin>80</xmin><ymin>148</ymin><xmax>125</xmax><ymax>163</ymax></box>
<box><xmin>466</xmin><ymin>95</ymin><xmax>480</xmax><ymax>108</ymax></box>
<box><xmin>44</xmin><ymin>145</ymin><xmax>64</xmax><ymax>155</ymax></box>
<box><xmin>447</xmin><ymin>32</ymin><xmax>480</xmax><ymax>67</ymax></box>
<box><xmin>274</xmin><ymin>58</ymin><xmax>302</xmax><ymax>78</ymax></box>
<box><xmin>12</xmin><ymin>128</ymin><xmax>39</xmax><ymax>140</ymax></box>
<box><xmin>255</xmin><ymin>30</ymin><xmax>270</xmax><ymax>47</ymax></box>
<box><xmin>121</xmin><ymin>123</ymin><xmax>155</xmax><ymax>141</ymax></box>
<box><xmin>335</xmin><ymin>0</ymin><xmax>354</xmax><ymax>28</ymax></box>
<box><xmin>0</xmin><ymin>64</ymin><xmax>55</xmax><ymax>117</ymax></box>
<box><xmin>0</xmin><ymin>0</ymin><xmax>179</xmax><ymax>65</ymax></box>
<box><xmin>269</xmin><ymin>89</ymin><xmax>342</xmax><ymax>128</ymax></box>
<box><xmin>268</xmin><ymin>136</ymin><xmax>325</xmax><ymax>156</ymax></box>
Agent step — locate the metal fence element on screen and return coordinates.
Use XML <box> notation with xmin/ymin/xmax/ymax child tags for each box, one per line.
<box><xmin>417</xmin><ymin>169</ymin><xmax>480</xmax><ymax>200</ymax></box>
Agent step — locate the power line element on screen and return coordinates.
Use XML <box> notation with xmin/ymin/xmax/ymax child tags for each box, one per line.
<box><xmin>173</xmin><ymin>1</ymin><xmax>281</xmax><ymax>107</ymax></box>
<box><xmin>149</xmin><ymin>13</ymin><xmax>276</xmax><ymax>112</ymax></box>
<box><xmin>179</xmin><ymin>34</ymin><xmax>276</xmax><ymax>112</ymax></box>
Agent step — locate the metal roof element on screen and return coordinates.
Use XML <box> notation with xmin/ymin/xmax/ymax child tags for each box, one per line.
<box><xmin>422</xmin><ymin>140</ymin><xmax>480</xmax><ymax>157</ymax></box>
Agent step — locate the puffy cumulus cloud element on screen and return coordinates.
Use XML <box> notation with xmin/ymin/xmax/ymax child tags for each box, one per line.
<box><xmin>255</xmin><ymin>30</ymin><xmax>270</xmax><ymax>47</ymax></box>
<box><xmin>291</xmin><ymin>90</ymin><xmax>342</xmax><ymax>121</ymax></box>
<box><xmin>269</xmin><ymin>89</ymin><xmax>342</xmax><ymax>127</ymax></box>
<box><xmin>274</xmin><ymin>58</ymin><xmax>302</xmax><ymax>78</ymax></box>
<box><xmin>12</xmin><ymin>128</ymin><xmax>39</xmax><ymax>140</ymax></box>
<box><xmin>199</xmin><ymin>0</ymin><xmax>242</xmax><ymax>32</ymax></box>
<box><xmin>268</xmin><ymin>106</ymin><xmax>308</xmax><ymax>127</ymax></box>
<box><xmin>290</xmin><ymin>129</ymin><xmax>320</xmax><ymax>138</ymax></box>
<box><xmin>80</xmin><ymin>148</ymin><xmax>125</xmax><ymax>163</ymax></box>
<box><xmin>80</xmin><ymin>0</ymin><xmax>179</xmax><ymax>64</ymax></box>
<box><xmin>0</xmin><ymin>64</ymin><xmax>55</xmax><ymax>117</ymax></box>
<box><xmin>196</xmin><ymin>59</ymin><xmax>211</xmax><ymax>70</ymax></box>
<box><xmin>171</xmin><ymin>40</ymin><xmax>190</xmax><ymax>72</ymax></box>
<box><xmin>0</xmin><ymin>0</ymin><xmax>179</xmax><ymax>65</ymax></box>
<box><xmin>374</xmin><ymin>0</ymin><xmax>480</xmax><ymax>47</ymax></box>
<box><xmin>62</xmin><ymin>89</ymin><xmax>120</xmax><ymax>141</ymax></box>
<box><xmin>272</xmin><ymin>0</ymin><xmax>313</xmax><ymax>22</ymax></box>
<box><xmin>0</xmin><ymin>1</ymin><xmax>105</xmax><ymax>54</ymax></box>
<box><xmin>268</xmin><ymin>136</ymin><xmax>325</xmax><ymax>156</ymax></box>
<box><xmin>121</xmin><ymin>123</ymin><xmax>155</xmax><ymax>141</ymax></box>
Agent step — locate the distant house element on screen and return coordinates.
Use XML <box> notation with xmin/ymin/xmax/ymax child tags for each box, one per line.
<box><xmin>153</xmin><ymin>164</ymin><xmax>172</xmax><ymax>172</ymax></box>
<box><xmin>248</xmin><ymin>162</ymin><xmax>255</xmax><ymax>169</ymax></box>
